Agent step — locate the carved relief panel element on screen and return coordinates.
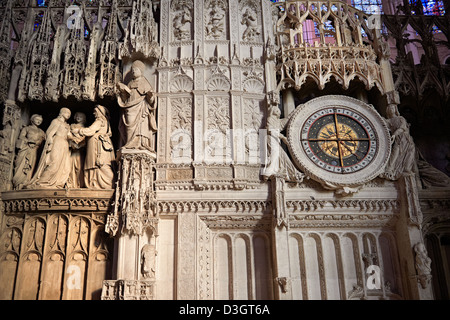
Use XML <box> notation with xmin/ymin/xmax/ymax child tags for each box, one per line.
<box><xmin>0</xmin><ymin>213</ymin><xmax>112</xmax><ymax>300</ymax></box>
<box><xmin>206</xmin><ymin>96</ymin><xmax>231</xmax><ymax>163</ymax></box>
<box><xmin>156</xmin><ymin>0</ymin><xmax>273</xmax><ymax>171</ymax></box>
<box><xmin>239</xmin><ymin>0</ymin><xmax>262</xmax><ymax>44</ymax></box>
<box><xmin>205</xmin><ymin>0</ymin><xmax>228</xmax><ymax>41</ymax></box>
<box><xmin>170</xmin><ymin>97</ymin><xmax>193</xmax><ymax>163</ymax></box>
<box><xmin>0</xmin><ymin>227</ymin><xmax>22</xmax><ymax>300</ymax></box>
<box><xmin>14</xmin><ymin>217</ymin><xmax>46</xmax><ymax>300</ymax></box>
<box><xmin>171</xmin><ymin>0</ymin><xmax>194</xmax><ymax>42</ymax></box>
<box><xmin>39</xmin><ymin>214</ymin><xmax>68</xmax><ymax>300</ymax></box>
<box><xmin>241</xmin><ymin>98</ymin><xmax>265</xmax><ymax>164</ymax></box>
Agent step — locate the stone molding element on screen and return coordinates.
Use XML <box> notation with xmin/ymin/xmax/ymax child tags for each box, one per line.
<box><xmin>1</xmin><ymin>189</ymin><xmax>114</xmax><ymax>214</ymax></box>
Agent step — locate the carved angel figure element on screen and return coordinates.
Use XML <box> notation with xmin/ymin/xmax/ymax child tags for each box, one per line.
<box><xmin>72</xmin><ymin>105</ymin><xmax>115</xmax><ymax>189</ymax></box>
<box><xmin>206</xmin><ymin>5</ymin><xmax>225</xmax><ymax>38</ymax></box>
<box><xmin>116</xmin><ymin>60</ymin><xmax>157</xmax><ymax>152</ymax></box>
<box><xmin>173</xmin><ymin>7</ymin><xmax>191</xmax><ymax>41</ymax></box>
<box><xmin>12</xmin><ymin>114</ymin><xmax>46</xmax><ymax>190</ymax></box>
<box><xmin>381</xmin><ymin>105</ymin><xmax>416</xmax><ymax>180</ymax></box>
<box><xmin>241</xmin><ymin>8</ymin><xmax>260</xmax><ymax>42</ymax></box>
<box><xmin>26</xmin><ymin>108</ymin><xmax>73</xmax><ymax>189</ymax></box>
<box><xmin>262</xmin><ymin>105</ymin><xmax>304</xmax><ymax>183</ymax></box>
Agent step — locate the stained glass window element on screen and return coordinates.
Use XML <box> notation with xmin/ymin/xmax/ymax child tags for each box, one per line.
<box><xmin>410</xmin><ymin>0</ymin><xmax>445</xmax><ymax>16</ymax></box>
<box><xmin>351</xmin><ymin>0</ymin><xmax>383</xmax><ymax>15</ymax></box>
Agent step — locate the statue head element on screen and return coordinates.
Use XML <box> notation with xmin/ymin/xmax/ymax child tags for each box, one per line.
<box><xmin>414</xmin><ymin>243</ymin><xmax>427</xmax><ymax>255</ymax></box>
<box><xmin>30</xmin><ymin>114</ymin><xmax>43</xmax><ymax>126</ymax></box>
<box><xmin>131</xmin><ymin>60</ymin><xmax>145</xmax><ymax>79</ymax></box>
<box><xmin>269</xmin><ymin>105</ymin><xmax>281</xmax><ymax>118</ymax></box>
<box><xmin>386</xmin><ymin>104</ymin><xmax>400</xmax><ymax>118</ymax></box>
<box><xmin>73</xmin><ymin>112</ymin><xmax>86</xmax><ymax>125</ymax></box>
<box><xmin>59</xmin><ymin>108</ymin><xmax>71</xmax><ymax>120</ymax></box>
<box><xmin>94</xmin><ymin>105</ymin><xmax>110</xmax><ymax>120</ymax></box>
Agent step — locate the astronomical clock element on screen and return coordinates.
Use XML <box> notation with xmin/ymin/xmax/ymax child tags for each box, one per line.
<box><xmin>287</xmin><ymin>95</ymin><xmax>391</xmax><ymax>193</ymax></box>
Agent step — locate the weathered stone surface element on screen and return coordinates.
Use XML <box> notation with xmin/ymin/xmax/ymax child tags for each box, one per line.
<box><xmin>0</xmin><ymin>0</ymin><xmax>448</xmax><ymax>301</ymax></box>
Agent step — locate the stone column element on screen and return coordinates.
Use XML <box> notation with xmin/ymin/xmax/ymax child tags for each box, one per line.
<box><xmin>270</xmin><ymin>175</ymin><xmax>293</xmax><ymax>299</ymax></box>
<box><xmin>102</xmin><ymin>149</ymin><xmax>159</xmax><ymax>300</ymax></box>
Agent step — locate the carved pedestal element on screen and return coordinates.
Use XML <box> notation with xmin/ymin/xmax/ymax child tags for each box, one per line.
<box><xmin>102</xmin><ymin>149</ymin><xmax>158</xmax><ymax>300</ymax></box>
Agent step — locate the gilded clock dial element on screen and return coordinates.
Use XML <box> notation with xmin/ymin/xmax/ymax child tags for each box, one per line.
<box><xmin>300</xmin><ymin>108</ymin><xmax>377</xmax><ymax>174</ymax></box>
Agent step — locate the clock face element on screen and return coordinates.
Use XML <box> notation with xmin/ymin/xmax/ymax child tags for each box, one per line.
<box><xmin>301</xmin><ymin>108</ymin><xmax>377</xmax><ymax>174</ymax></box>
<box><xmin>286</xmin><ymin>96</ymin><xmax>391</xmax><ymax>188</ymax></box>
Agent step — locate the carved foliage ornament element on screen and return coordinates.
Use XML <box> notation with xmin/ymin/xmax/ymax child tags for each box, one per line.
<box><xmin>286</xmin><ymin>95</ymin><xmax>391</xmax><ymax>194</ymax></box>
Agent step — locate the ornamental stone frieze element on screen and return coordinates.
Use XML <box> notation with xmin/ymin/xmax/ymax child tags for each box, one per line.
<box><xmin>101</xmin><ymin>279</ymin><xmax>155</xmax><ymax>300</ymax></box>
<box><xmin>2</xmin><ymin>189</ymin><xmax>113</xmax><ymax>214</ymax></box>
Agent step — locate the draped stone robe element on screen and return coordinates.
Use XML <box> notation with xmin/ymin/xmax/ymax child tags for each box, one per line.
<box><xmin>117</xmin><ymin>76</ymin><xmax>157</xmax><ymax>151</ymax></box>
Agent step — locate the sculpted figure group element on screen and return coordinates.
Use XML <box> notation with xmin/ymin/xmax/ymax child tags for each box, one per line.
<box><xmin>12</xmin><ymin>60</ymin><xmax>158</xmax><ymax>190</ymax></box>
<box><xmin>13</xmin><ymin>106</ymin><xmax>116</xmax><ymax>190</ymax></box>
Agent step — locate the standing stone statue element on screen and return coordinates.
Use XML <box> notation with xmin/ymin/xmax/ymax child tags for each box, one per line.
<box><xmin>27</xmin><ymin>108</ymin><xmax>73</xmax><ymax>189</ymax></box>
<box><xmin>381</xmin><ymin>105</ymin><xmax>416</xmax><ymax>180</ymax></box>
<box><xmin>68</xmin><ymin>112</ymin><xmax>86</xmax><ymax>188</ymax></box>
<box><xmin>141</xmin><ymin>243</ymin><xmax>156</xmax><ymax>280</ymax></box>
<box><xmin>262</xmin><ymin>105</ymin><xmax>304</xmax><ymax>183</ymax></box>
<box><xmin>12</xmin><ymin>114</ymin><xmax>46</xmax><ymax>190</ymax></box>
<box><xmin>72</xmin><ymin>105</ymin><xmax>115</xmax><ymax>189</ymax></box>
<box><xmin>116</xmin><ymin>60</ymin><xmax>157</xmax><ymax>152</ymax></box>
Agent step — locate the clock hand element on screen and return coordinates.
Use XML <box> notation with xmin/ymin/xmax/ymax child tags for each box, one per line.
<box><xmin>340</xmin><ymin>141</ymin><xmax>360</xmax><ymax>159</ymax></box>
<box><xmin>333</xmin><ymin>112</ymin><xmax>344</xmax><ymax>167</ymax></box>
